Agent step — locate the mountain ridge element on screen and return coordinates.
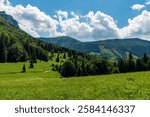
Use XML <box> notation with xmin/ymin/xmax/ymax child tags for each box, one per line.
<box><xmin>0</xmin><ymin>11</ymin><xmax>19</xmax><ymax>28</ymax></box>
<box><xmin>39</xmin><ymin>36</ymin><xmax>150</xmax><ymax>60</ymax></box>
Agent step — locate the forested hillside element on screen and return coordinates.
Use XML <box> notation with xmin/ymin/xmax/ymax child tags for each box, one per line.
<box><xmin>0</xmin><ymin>15</ymin><xmax>84</xmax><ymax>63</ymax></box>
<box><xmin>39</xmin><ymin>36</ymin><xmax>150</xmax><ymax>60</ymax></box>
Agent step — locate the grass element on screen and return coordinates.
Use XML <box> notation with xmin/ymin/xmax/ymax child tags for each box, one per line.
<box><xmin>0</xmin><ymin>55</ymin><xmax>150</xmax><ymax>100</ymax></box>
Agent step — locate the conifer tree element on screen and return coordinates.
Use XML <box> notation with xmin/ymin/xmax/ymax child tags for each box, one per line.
<box><xmin>30</xmin><ymin>46</ymin><xmax>37</xmax><ymax>63</ymax></box>
<box><xmin>61</xmin><ymin>60</ymin><xmax>76</xmax><ymax>77</ymax></box>
<box><xmin>56</xmin><ymin>53</ymin><xmax>60</xmax><ymax>62</ymax></box>
<box><xmin>81</xmin><ymin>60</ymin><xmax>86</xmax><ymax>76</ymax></box>
<box><xmin>136</xmin><ymin>59</ymin><xmax>142</xmax><ymax>71</ymax></box>
<box><xmin>63</xmin><ymin>53</ymin><xmax>66</xmax><ymax>59</ymax></box>
<box><xmin>25</xmin><ymin>39</ymin><xmax>31</xmax><ymax>59</ymax></box>
<box><xmin>22</xmin><ymin>64</ymin><xmax>26</xmax><ymax>73</ymax></box>
<box><xmin>0</xmin><ymin>33</ymin><xmax>7</xmax><ymax>63</ymax></box>
<box><xmin>118</xmin><ymin>59</ymin><xmax>124</xmax><ymax>73</ymax></box>
<box><xmin>29</xmin><ymin>60</ymin><xmax>34</xmax><ymax>68</ymax></box>
<box><xmin>143</xmin><ymin>53</ymin><xmax>148</xmax><ymax>64</ymax></box>
<box><xmin>76</xmin><ymin>66</ymin><xmax>82</xmax><ymax>76</ymax></box>
<box><xmin>127</xmin><ymin>52</ymin><xmax>135</xmax><ymax>72</ymax></box>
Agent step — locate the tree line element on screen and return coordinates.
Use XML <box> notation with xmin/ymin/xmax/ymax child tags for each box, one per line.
<box><xmin>118</xmin><ymin>53</ymin><xmax>150</xmax><ymax>73</ymax></box>
<box><xmin>59</xmin><ymin>52</ymin><xmax>150</xmax><ymax>77</ymax></box>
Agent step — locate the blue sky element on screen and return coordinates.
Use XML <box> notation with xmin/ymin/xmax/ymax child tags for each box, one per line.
<box><xmin>10</xmin><ymin>0</ymin><xmax>148</xmax><ymax>28</ymax></box>
<box><xmin>1</xmin><ymin>0</ymin><xmax>150</xmax><ymax>41</ymax></box>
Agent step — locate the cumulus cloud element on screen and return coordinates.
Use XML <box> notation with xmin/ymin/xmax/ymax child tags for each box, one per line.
<box><xmin>0</xmin><ymin>0</ymin><xmax>121</xmax><ymax>41</ymax></box>
<box><xmin>121</xmin><ymin>10</ymin><xmax>150</xmax><ymax>39</ymax></box>
<box><xmin>86</xmin><ymin>11</ymin><xmax>120</xmax><ymax>40</ymax></box>
<box><xmin>57</xmin><ymin>11</ymin><xmax>120</xmax><ymax>41</ymax></box>
<box><xmin>56</xmin><ymin>10</ymin><xmax>68</xmax><ymax>21</ymax></box>
<box><xmin>1</xmin><ymin>0</ymin><xmax>150</xmax><ymax>41</ymax></box>
<box><xmin>131</xmin><ymin>4</ymin><xmax>145</xmax><ymax>11</ymax></box>
<box><xmin>0</xmin><ymin>0</ymin><xmax>10</xmax><ymax>6</ymax></box>
<box><xmin>59</xmin><ymin>18</ymin><xmax>92</xmax><ymax>40</ymax></box>
<box><xmin>0</xmin><ymin>1</ymin><xmax>59</xmax><ymax>37</ymax></box>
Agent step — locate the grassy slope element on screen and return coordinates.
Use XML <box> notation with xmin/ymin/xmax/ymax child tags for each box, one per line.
<box><xmin>0</xmin><ymin>55</ymin><xmax>150</xmax><ymax>100</ymax></box>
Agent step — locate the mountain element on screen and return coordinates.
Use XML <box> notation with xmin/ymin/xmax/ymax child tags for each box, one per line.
<box><xmin>0</xmin><ymin>14</ymin><xmax>49</xmax><ymax>62</ymax></box>
<box><xmin>0</xmin><ymin>14</ymin><xmax>73</xmax><ymax>62</ymax></box>
<box><xmin>0</xmin><ymin>11</ymin><xmax>19</xmax><ymax>28</ymax></box>
<box><xmin>39</xmin><ymin>37</ymin><xmax>150</xmax><ymax>60</ymax></box>
<box><xmin>0</xmin><ymin>13</ymin><xmax>89</xmax><ymax>63</ymax></box>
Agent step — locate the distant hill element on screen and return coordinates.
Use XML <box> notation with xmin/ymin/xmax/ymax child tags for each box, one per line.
<box><xmin>39</xmin><ymin>37</ymin><xmax>150</xmax><ymax>60</ymax></box>
<box><xmin>0</xmin><ymin>11</ymin><xmax>19</xmax><ymax>28</ymax></box>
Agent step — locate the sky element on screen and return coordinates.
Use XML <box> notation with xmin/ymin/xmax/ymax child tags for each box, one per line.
<box><xmin>1</xmin><ymin>0</ymin><xmax>150</xmax><ymax>41</ymax></box>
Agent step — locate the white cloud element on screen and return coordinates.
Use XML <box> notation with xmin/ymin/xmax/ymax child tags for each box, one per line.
<box><xmin>56</xmin><ymin>10</ymin><xmax>68</xmax><ymax>21</ymax></box>
<box><xmin>0</xmin><ymin>1</ymin><xmax>59</xmax><ymax>37</ymax></box>
<box><xmin>1</xmin><ymin>0</ymin><xmax>150</xmax><ymax>41</ymax></box>
<box><xmin>70</xmin><ymin>11</ymin><xmax>80</xmax><ymax>20</ymax></box>
<box><xmin>146</xmin><ymin>0</ymin><xmax>150</xmax><ymax>5</ymax></box>
<box><xmin>0</xmin><ymin>0</ymin><xmax>120</xmax><ymax>41</ymax></box>
<box><xmin>57</xmin><ymin>11</ymin><xmax>120</xmax><ymax>41</ymax></box>
<box><xmin>87</xmin><ymin>11</ymin><xmax>120</xmax><ymax>40</ymax></box>
<box><xmin>120</xmin><ymin>10</ymin><xmax>150</xmax><ymax>40</ymax></box>
<box><xmin>59</xmin><ymin>18</ymin><xmax>92</xmax><ymax>41</ymax></box>
<box><xmin>0</xmin><ymin>0</ymin><xmax>10</xmax><ymax>6</ymax></box>
<box><xmin>131</xmin><ymin>4</ymin><xmax>145</xmax><ymax>11</ymax></box>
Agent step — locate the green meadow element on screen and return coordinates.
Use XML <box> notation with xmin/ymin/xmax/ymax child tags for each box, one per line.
<box><xmin>0</xmin><ymin>54</ymin><xmax>150</xmax><ymax>100</ymax></box>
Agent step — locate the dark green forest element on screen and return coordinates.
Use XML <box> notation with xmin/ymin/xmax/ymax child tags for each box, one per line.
<box><xmin>60</xmin><ymin>52</ymin><xmax>150</xmax><ymax>77</ymax></box>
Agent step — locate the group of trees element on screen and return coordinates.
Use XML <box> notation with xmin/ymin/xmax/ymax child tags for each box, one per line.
<box><xmin>118</xmin><ymin>53</ymin><xmax>150</xmax><ymax>73</ymax></box>
<box><xmin>60</xmin><ymin>52</ymin><xmax>150</xmax><ymax>77</ymax></box>
<box><xmin>21</xmin><ymin>60</ymin><xmax>34</xmax><ymax>73</ymax></box>
<box><xmin>0</xmin><ymin>32</ymin><xmax>49</xmax><ymax>63</ymax></box>
<box><xmin>60</xmin><ymin>55</ymin><xmax>111</xmax><ymax>77</ymax></box>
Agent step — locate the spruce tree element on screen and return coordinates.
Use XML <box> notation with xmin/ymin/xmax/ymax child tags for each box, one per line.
<box><xmin>56</xmin><ymin>53</ymin><xmax>60</xmax><ymax>62</ymax></box>
<box><xmin>136</xmin><ymin>59</ymin><xmax>142</xmax><ymax>71</ymax></box>
<box><xmin>63</xmin><ymin>53</ymin><xmax>66</xmax><ymax>59</ymax></box>
<box><xmin>143</xmin><ymin>53</ymin><xmax>148</xmax><ymax>64</ymax></box>
<box><xmin>25</xmin><ymin>39</ymin><xmax>31</xmax><ymax>59</ymax></box>
<box><xmin>147</xmin><ymin>58</ymin><xmax>150</xmax><ymax>70</ymax></box>
<box><xmin>81</xmin><ymin>60</ymin><xmax>86</xmax><ymax>76</ymax></box>
<box><xmin>76</xmin><ymin>66</ymin><xmax>82</xmax><ymax>76</ymax></box>
<box><xmin>118</xmin><ymin>59</ymin><xmax>124</xmax><ymax>73</ymax></box>
<box><xmin>127</xmin><ymin>53</ymin><xmax>135</xmax><ymax>72</ymax></box>
<box><xmin>29</xmin><ymin>60</ymin><xmax>34</xmax><ymax>68</ymax></box>
<box><xmin>22</xmin><ymin>64</ymin><xmax>26</xmax><ymax>73</ymax></box>
<box><xmin>30</xmin><ymin>46</ymin><xmax>37</xmax><ymax>63</ymax></box>
<box><xmin>0</xmin><ymin>33</ymin><xmax>7</xmax><ymax>63</ymax></box>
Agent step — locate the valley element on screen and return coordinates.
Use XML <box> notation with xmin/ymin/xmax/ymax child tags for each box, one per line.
<box><xmin>0</xmin><ymin>61</ymin><xmax>150</xmax><ymax>100</ymax></box>
<box><xmin>1</xmin><ymin>11</ymin><xmax>150</xmax><ymax>100</ymax></box>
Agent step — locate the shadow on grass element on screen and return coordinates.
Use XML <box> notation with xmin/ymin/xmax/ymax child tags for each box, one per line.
<box><xmin>0</xmin><ymin>72</ymin><xmax>20</xmax><ymax>74</ymax></box>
